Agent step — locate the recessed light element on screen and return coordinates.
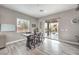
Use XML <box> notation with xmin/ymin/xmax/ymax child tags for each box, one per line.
<box><xmin>40</xmin><ymin>10</ymin><xmax>44</xmax><ymax>12</ymax></box>
<box><xmin>39</xmin><ymin>9</ymin><xmax>47</xmax><ymax>13</ymax></box>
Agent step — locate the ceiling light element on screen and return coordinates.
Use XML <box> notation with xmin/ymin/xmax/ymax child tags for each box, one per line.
<box><xmin>40</xmin><ymin>10</ymin><xmax>44</xmax><ymax>12</ymax></box>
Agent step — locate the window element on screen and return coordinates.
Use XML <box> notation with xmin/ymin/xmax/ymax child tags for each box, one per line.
<box><xmin>0</xmin><ymin>24</ymin><xmax>15</xmax><ymax>32</ymax></box>
<box><xmin>49</xmin><ymin>23</ymin><xmax>58</xmax><ymax>32</ymax></box>
<box><xmin>17</xmin><ymin>18</ymin><xmax>29</xmax><ymax>32</ymax></box>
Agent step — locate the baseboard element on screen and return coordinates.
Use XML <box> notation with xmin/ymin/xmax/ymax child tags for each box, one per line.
<box><xmin>59</xmin><ymin>40</ymin><xmax>79</xmax><ymax>45</ymax></box>
<box><xmin>6</xmin><ymin>37</ymin><xmax>79</xmax><ymax>46</ymax></box>
<box><xmin>6</xmin><ymin>39</ymin><xmax>25</xmax><ymax>45</ymax></box>
<box><xmin>45</xmin><ymin>37</ymin><xmax>79</xmax><ymax>45</ymax></box>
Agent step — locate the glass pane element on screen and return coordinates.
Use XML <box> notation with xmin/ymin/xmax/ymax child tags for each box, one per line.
<box><xmin>17</xmin><ymin>18</ymin><xmax>29</xmax><ymax>32</ymax></box>
<box><xmin>1</xmin><ymin>24</ymin><xmax>15</xmax><ymax>32</ymax></box>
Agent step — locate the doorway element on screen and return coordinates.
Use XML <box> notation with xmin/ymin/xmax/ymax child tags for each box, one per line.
<box><xmin>44</xmin><ymin>21</ymin><xmax>59</xmax><ymax>40</ymax></box>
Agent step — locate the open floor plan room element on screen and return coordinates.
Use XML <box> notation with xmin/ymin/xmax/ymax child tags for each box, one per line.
<box><xmin>0</xmin><ymin>4</ymin><xmax>79</xmax><ymax>55</ymax></box>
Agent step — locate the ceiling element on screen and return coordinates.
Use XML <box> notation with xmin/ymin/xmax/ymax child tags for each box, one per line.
<box><xmin>1</xmin><ymin>4</ymin><xmax>77</xmax><ymax>18</ymax></box>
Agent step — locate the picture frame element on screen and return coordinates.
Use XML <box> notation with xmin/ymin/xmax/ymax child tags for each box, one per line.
<box><xmin>32</xmin><ymin>24</ymin><xmax>36</xmax><ymax>27</ymax></box>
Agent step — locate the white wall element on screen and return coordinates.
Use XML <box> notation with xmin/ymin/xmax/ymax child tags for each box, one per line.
<box><xmin>0</xmin><ymin>6</ymin><xmax>38</xmax><ymax>43</ymax></box>
<box><xmin>38</xmin><ymin>9</ymin><xmax>79</xmax><ymax>42</ymax></box>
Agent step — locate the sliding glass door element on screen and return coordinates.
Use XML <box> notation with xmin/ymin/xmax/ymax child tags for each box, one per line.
<box><xmin>44</xmin><ymin>22</ymin><xmax>58</xmax><ymax>40</ymax></box>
